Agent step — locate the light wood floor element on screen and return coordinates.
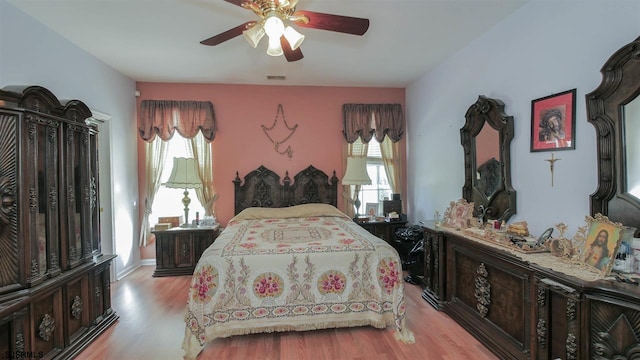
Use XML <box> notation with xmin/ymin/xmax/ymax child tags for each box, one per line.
<box><xmin>76</xmin><ymin>266</ymin><xmax>498</xmax><ymax>360</ymax></box>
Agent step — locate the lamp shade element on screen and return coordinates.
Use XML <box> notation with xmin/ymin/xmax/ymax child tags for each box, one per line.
<box><xmin>283</xmin><ymin>26</ymin><xmax>304</xmax><ymax>50</ymax></box>
<box><xmin>243</xmin><ymin>23</ymin><xmax>265</xmax><ymax>48</ymax></box>
<box><xmin>163</xmin><ymin>157</ymin><xmax>203</xmax><ymax>189</ymax></box>
<box><xmin>266</xmin><ymin>36</ymin><xmax>283</xmax><ymax>57</ymax></box>
<box><xmin>342</xmin><ymin>157</ymin><xmax>372</xmax><ymax>185</ymax></box>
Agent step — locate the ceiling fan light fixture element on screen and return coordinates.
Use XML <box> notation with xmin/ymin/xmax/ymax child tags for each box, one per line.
<box><xmin>264</xmin><ymin>15</ymin><xmax>285</xmax><ymax>38</ymax></box>
<box><xmin>266</xmin><ymin>36</ymin><xmax>284</xmax><ymax>56</ymax></box>
<box><xmin>283</xmin><ymin>26</ymin><xmax>304</xmax><ymax>50</ymax></box>
<box><xmin>242</xmin><ymin>23</ymin><xmax>265</xmax><ymax>48</ymax></box>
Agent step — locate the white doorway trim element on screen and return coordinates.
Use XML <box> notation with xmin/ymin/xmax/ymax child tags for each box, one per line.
<box><xmin>88</xmin><ymin>109</ymin><xmax>116</xmax><ymax>281</ymax></box>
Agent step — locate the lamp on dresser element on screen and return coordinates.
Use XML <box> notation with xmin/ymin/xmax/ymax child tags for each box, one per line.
<box><xmin>342</xmin><ymin>156</ymin><xmax>372</xmax><ymax>218</ymax></box>
<box><xmin>163</xmin><ymin>157</ymin><xmax>202</xmax><ymax>227</ymax></box>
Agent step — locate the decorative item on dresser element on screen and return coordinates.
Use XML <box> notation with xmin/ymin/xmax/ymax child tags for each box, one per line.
<box><xmin>152</xmin><ymin>225</ymin><xmax>220</xmax><ymax>277</ymax></box>
<box><xmin>0</xmin><ymin>85</ymin><xmax>117</xmax><ymax>359</ymax></box>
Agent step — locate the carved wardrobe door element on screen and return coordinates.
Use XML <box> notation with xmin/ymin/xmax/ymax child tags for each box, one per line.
<box><xmin>27</xmin><ymin>109</ymin><xmax>62</xmax><ymax>285</ymax></box>
<box><xmin>60</xmin><ymin>120</ymin><xmax>92</xmax><ymax>270</ymax></box>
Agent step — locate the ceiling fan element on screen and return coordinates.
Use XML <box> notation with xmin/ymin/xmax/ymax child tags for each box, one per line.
<box><xmin>200</xmin><ymin>0</ymin><xmax>370</xmax><ymax>62</ymax></box>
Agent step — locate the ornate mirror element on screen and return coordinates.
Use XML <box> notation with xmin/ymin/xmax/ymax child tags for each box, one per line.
<box><xmin>461</xmin><ymin>96</ymin><xmax>516</xmax><ymax>221</ymax></box>
<box><xmin>586</xmin><ymin>35</ymin><xmax>640</xmax><ymax>236</ymax></box>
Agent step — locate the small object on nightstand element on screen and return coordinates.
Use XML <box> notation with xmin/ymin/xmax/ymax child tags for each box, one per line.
<box><xmin>154</xmin><ymin>223</ymin><xmax>172</xmax><ymax>231</ymax></box>
<box><xmin>200</xmin><ymin>216</ymin><xmax>217</xmax><ymax>227</ymax></box>
<box><xmin>158</xmin><ymin>216</ymin><xmax>182</xmax><ymax>228</ymax></box>
<box><xmin>355</xmin><ymin>216</ymin><xmax>369</xmax><ymax>224</ymax></box>
<box><xmin>386</xmin><ymin>211</ymin><xmax>400</xmax><ymax>222</ymax></box>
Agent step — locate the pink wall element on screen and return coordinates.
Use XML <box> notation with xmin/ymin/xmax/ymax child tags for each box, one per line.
<box><xmin>137</xmin><ymin>83</ymin><xmax>405</xmax><ymax>259</ymax></box>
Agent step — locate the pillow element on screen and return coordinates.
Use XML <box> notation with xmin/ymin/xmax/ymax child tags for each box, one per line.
<box><xmin>229</xmin><ymin>203</ymin><xmax>350</xmax><ymax>223</ymax></box>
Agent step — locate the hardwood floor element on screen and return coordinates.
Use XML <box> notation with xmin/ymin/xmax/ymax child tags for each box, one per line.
<box><xmin>77</xmin><ymin>266</ymin><xmax>498</xmax><ymax>360</ymax></box>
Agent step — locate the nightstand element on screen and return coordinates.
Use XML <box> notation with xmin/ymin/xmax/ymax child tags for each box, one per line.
<box><xmin>152</xmin><ymin>225</ymin><xmax>220</xmax><ymax>277</ymax></box>
<box><xmin>357</xmin><ymin>220</ymin><xmax>408</xmax><ymax>244</ymax></box>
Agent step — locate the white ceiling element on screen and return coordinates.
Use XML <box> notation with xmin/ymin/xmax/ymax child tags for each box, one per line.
<box><xmin>8</xmin><ymin>0</ymin><xmax>528</xmax><ymax>88</ymax></box>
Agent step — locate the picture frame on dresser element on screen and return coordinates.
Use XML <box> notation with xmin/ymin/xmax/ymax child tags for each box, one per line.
<box><xmin>365</xmin><ymin>203</ymin><xmax>377</xmax><ymax>217</ymax></box>
<box><xmin>442</xmin><ymin>199</ymin><xmax>473</xmax><ymax>229</ymax></box>
<box><xmin>530</xmin><ymin>88</ymin><xmax>576</xmax><ymax>152</ymax></box>
<box><xmin>578</xmin><ymin>215</ymin><xmax>624</xmax><ymax>275</ymax></box>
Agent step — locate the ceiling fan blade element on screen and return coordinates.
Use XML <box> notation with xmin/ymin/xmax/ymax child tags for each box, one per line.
<box><xmin>200</xmin><ymin>22</ymin><xmax>254</xmax><ymax>46</ymax></box>
<box><xmin>293</xmin><ymin>10</ymin><xmax>369</xmax><ymax>36</ymax></box>
<box><xmin>280</xmin><ymin>36</ymin><xmax>303</xmax><ymax>62</ymax></box>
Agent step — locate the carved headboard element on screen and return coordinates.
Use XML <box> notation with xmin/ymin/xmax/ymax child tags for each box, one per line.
<box><xmin>233</xmin><ymin>165</ymin><xmax>339</xmax><ymax>215</ymax></box>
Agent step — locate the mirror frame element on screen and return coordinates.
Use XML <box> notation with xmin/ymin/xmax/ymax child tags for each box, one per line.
<box><xmin>586</xmin><ymin>35</ymin><xmax>640</xmax><ymax>236</ymax></box>
<box><xmin>461</xmin><ymin>95</ymin><xmax>516</xmax><ymax>221</ymax></box>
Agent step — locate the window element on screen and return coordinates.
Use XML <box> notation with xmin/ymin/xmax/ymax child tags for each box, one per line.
<box><xmin>357</xmin><ymin>139</ymin><xmax>392</xmax><ymax>217</ymax></box>
<box><xmin>150</xmin><ymin>134</ymin><xmax>205</xmax><ymax>226</ymax></box>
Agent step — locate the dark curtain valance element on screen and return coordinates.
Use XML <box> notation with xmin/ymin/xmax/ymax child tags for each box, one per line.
<box><xmin>342</xmin><ymin>103</ymin><xmax>404</xmax><ymax>143</ymax></box>
<box><xmin>138</xmin><ymin>100</ymin><xmax>217</xmax><ymax>142</ymax></box>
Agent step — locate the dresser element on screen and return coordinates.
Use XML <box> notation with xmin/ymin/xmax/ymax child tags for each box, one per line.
<box><xmin>152</xmin><ymin>226</ymin><xmax>220</xmax><ymax>277</ymax></box>
<box><xmin>421</xmin><ymin>222</ymin><xmax>446</xmax><ymax>309</ymax></box>
<box><xmin>420</xmin><ymin>222</ymin><xmax>640</xmax><ymax>360</ymax></box>
<box><xmin>0</xmin><ymin>86</ymin><xmax>117</xmax><ymax>359</ymax></box>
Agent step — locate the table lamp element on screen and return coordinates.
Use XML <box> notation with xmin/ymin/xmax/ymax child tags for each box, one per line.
<box><xmin>342</xmin><ymin>156</ymin><xmax>372</xmax><ymax>218</ymax></box>
<box><xmin>163</xmin><ymin>157</ymin><xmax>202</xmax><ymax>227</ymax></box>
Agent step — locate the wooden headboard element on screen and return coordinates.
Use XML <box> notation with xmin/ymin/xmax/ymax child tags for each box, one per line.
<box><xmin>233</xmin><ymin>165</ymin><xmax>339</xmax><ymax>215</ymax></box>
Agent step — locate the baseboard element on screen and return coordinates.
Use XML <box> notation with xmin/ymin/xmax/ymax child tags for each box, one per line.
<box><xmin>116</xmin><ymin>263</ymin><xmax>142</xmax><ymax>280</ymax></box>
<box><xmin>140</xmin><ymin>258</ymin><xmax>156</xmax><ymax>266</ymax></box>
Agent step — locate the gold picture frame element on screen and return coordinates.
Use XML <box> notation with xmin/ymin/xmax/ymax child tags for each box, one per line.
<box><xmin>442</xmin><ymin>199</ymin><xmax>474</xmax><ymax>230</ymax></box>
<box><xmin>577</xmin><ymin>214</ymin><xmax>625</xmax><ymax>275</ymax></box>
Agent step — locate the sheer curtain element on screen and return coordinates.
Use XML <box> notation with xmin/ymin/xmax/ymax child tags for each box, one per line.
<box><xmin>138</xmin><ymin>100</ymin><xmax>217</xmax><ymax>247</ymax></box>
<box><xmin>342</xmin><ymin>103</ymin><xmax>405</xmax><ymax>213</ymax></box>
<box><xmin>188</xmin><ymin>132</ymin><xmax>218</xmax><ymax>217</ymax></box>
<box><xmin>380</xmin><ymin>136</ymin><xmax>403</xmax><ymax>196</ymax></box>
<box><xmin>139</xmin><ymin>138</ymin><xmax>168</xmax><ymax>247</ymax></box>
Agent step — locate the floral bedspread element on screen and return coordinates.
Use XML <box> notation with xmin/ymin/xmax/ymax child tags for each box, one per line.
<box><xmin>182</xmin><ymin>204</ymin><xmax>413</xmax><ymax>359</ymax></box>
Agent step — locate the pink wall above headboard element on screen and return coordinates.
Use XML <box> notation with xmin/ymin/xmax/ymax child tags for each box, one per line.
<box><xmin>136</xmin><ymin>82</ymin><xmax>405</xmax><ymax>258</ymax></box>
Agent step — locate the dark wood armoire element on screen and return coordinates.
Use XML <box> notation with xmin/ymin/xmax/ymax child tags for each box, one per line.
<box><xmin>0</xmin><ymin>85</ymin><xmax>117</xmax><ymax>359</ymax></box>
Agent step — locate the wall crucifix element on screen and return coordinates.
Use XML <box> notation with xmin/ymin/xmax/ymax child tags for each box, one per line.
<box><xmin>544</xmin><ymin>153</ymin><xmax>561</xmax><ymax>187</ymax></box>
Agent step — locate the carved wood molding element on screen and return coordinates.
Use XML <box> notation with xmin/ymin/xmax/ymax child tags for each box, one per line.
<box><xmin>592</xmin><ymin>303</ymin><xmax>640</xmax><ymax>358</ymax></box>
<box><xmin>474</xmin><ymin>263</ymin><xmax>491</xmax><ymax>317</ymax></box>
<box><xmin>71</xmin><ymin>295</ymin><xmax>84</xmax><ymax>320</ymax></box>
<box><xmin>15</xmin><ymin>333</ymin><xmax>24</xmax><ymax>352</ymax></box>
<box><xmin>38</xmin><ymin>313</ymin><xmax>55</xmax><ymax>341</ymax></box>
<box><xmin>537</xmin><ymin>277</ymin><xmax>581</xmax><ymax>359</ymax></box>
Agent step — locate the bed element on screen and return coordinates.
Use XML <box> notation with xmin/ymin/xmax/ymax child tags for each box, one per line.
<box><xmin>182</xmin><ymin>165</ymin><xmax>414</xmax><ymax>359</ymax></box>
